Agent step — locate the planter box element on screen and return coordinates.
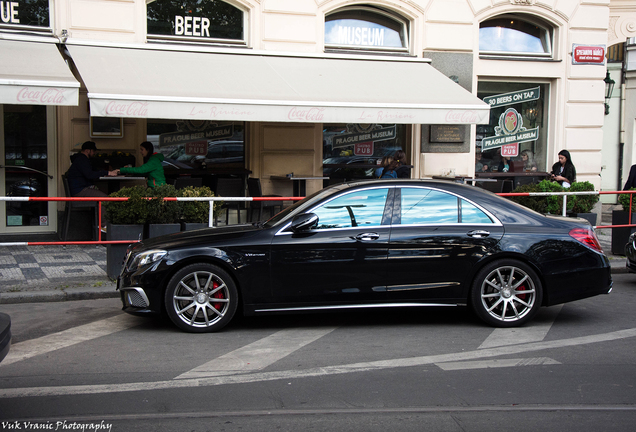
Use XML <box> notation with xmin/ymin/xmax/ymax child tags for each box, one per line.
<box><xmin>106</xmin><ymin>223</ymin><xmax>144</xmax><ymax>279</ymax></box>
<box><xmin>146</xmin><ymin>223</ymin><xmax>181</xmax><ymax>239</ymax></box>
<box><xmin>568</xmin><ymin>212</ymin><xmax>597</xmax><ymax>226</ymax></box>
<box><xmin>611</xmin><ymin>210</ymin><xmax>636</xmax><ymax>255</ymax></box>
<box><xmin>181</xmin><ymin>222</ymin><xmax>209</xmax><ymax>231</ymax></box>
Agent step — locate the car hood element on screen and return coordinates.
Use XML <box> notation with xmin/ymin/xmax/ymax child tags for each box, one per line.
<box><xmin>135</xmin><ymin>224</ymin><xmax>264</xmax><ymax>251</ymax></box>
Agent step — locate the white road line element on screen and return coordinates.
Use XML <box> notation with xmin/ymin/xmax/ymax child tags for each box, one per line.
<box><xmin>175</xmin><ymin>327</ymin><xmax>337</xmax><ymax>379</ymax></box>
<box><xmin>0</xmin><ymin>314</ymin><xmax>142</xmax><ymax>367</ymax></box>
<box><xmin>435</xmin><ymin>357</ymin><xmax>560</xmax><ymax>371</ymax></box>
<box><xmin>478</xmin><ymin>305</ymin><xmax>563</xmax><ymax>349</ymax></box>
<box><xmin>2</xmin><ymin>327</ymin><xmax>635</xmax><ymax>399</ymax></box>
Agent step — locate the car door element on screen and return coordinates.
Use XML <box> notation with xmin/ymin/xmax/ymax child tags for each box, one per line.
<box><xmin>269</xmin><ymin>186</ymin><xmax>394</xmax><ymax>306</ymax></box>
<box><xmin>386</xmin><ymin>186</ymin><xmax>504</xmax><ymax>302</ymax></box>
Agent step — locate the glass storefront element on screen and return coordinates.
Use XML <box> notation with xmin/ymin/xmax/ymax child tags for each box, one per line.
<box><xmin>146</xmin><ymin>120</ymin><xmax>245</xmax><ymax>170</ymax></box>
<box><xmin>322</xmin><ymin>123</ymin><xmax>407</xmax><ymax>181</ymax></box>
<box><xmin>477</xmin><ymin>82</ymin><xmax>548</xmax><ymax>173</ymax></box>
<box><xmin>1</xmin><ymin>104</ymin><xmax>51</xmax><ymax>228</ymax></box>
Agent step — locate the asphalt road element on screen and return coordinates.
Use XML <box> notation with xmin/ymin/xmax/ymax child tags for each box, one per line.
<box><xmin>1</xmin><ymin>274</ymin><xmax>636</xmax><ymax>432</ymax></box>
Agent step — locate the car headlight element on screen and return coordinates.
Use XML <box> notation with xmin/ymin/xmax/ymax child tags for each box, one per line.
<box><xmin>129</xmin><ymin>249</ymin><xmax>167</xmax><ymax>271</ymax></box>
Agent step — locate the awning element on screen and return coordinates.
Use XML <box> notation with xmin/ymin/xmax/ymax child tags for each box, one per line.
<box><xmin>67</xmin><ymin>43</ymin><xmax>489</xmax><ymax>124</ymax></box>
<box><xmin>0</xmin><ymin>38</ymin><xmax>79</xmax><ymax>106</ymax></box>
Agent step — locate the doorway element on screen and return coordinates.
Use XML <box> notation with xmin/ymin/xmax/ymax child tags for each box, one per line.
<box><xmin>0</xmin><ymin>104</ymin><xmax>57</xmax><ymax>234</ymax></box>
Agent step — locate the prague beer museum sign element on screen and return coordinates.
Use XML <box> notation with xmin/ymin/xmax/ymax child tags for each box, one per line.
<box><xmin>0</xmin><ymin>0</ymin><xmax>50</xmax><ymax>28</ymax></box>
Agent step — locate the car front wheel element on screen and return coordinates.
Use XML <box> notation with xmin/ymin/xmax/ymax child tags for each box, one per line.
<box><xmin>471</xmin><ymin>260</ymin><xmax>543</xmax><ymax>327</ymax></box>
<box><xmin>164</xmin><ymin>263</ymin><xmax>238</xmax><ymax>333</ymax></box>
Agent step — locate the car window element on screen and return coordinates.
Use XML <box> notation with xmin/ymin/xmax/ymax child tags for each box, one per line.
<box><xmin>461</xmin><ymin>199</ymin><xmax>493</xmax><ymax>224</ymax></box>
<box><xmin>312</xmin><ymin>188</ymin><xmax>389</xmax><ymax>229</ymax></box>
<box><xmin>400</xmin><ymin>188</ymin><xmax>459</xmax><ymax>224</ymax></box>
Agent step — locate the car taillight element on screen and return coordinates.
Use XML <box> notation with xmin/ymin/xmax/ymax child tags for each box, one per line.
<box><xmin>569</xmin><ymin>228</ymin><xmax>603</xmax><ymax>253</ymax></box>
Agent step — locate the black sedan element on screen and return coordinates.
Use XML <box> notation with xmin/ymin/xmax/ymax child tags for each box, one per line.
<box><xmin>0</xmin><ymin>312</ymin><xmax>10</xmax><ymax>363</ymax></box>
<box><xmin>625</xmin><ymin>231</ymin><xmax>636</xmax><ymax>272</ymax></box>
<box><xmin>117</xmin><ymin>179</ymin><xmax>612</xmax><ymax>332</ymax></box>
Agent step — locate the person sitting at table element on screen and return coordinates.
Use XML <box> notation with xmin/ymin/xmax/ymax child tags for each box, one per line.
<box><xmin>118</xmin><ymin>141</ymin><xmax>166</xmax><ymax>188</ymax></box>
<box><xmin>65</xmin><ymin>141</ymin><xmax>117</xmax><ymax>232</ymax></box>
<box><xmin>521</xmin><ymin>150</ymin><xmax>538</xmax><ymax>172</ymax></box>
<box><xmin>550</xmin><ymin>149</ymin><xmax>576</xmax><ymax>188</ymax></box>
<box><xmin>475</xmin><ymin>150</ymin><xmax>490</xmax><ymax>172</ymax></box>
<box><xmin>393</xmin><ymin>150</ymin><xmax>411</xmax><ymax>178</ymax></box>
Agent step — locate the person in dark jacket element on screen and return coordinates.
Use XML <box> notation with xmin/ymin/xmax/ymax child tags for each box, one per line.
<box><xmin>623</xmin><ymin>164</ymin><xmax>636</xmax><ymax>190</ymax></box>
<box><xmin>393</xmin><ymin>150</ymin><xmax>412</xmax><ymax>178</ymax></box>
<box><xmin>65</xmin><ymin>141</ymin><xmax>116</xmax><ymax>232</ymax></box>
<box><xmin>550</xmin><ymin>149</ymin><xmax>576</xmax><ymax>188</ymax></box>
<box><xmin>118</xmin><ymin>141</ymin><xmax>166</xmax><ymax>188</ymax></box>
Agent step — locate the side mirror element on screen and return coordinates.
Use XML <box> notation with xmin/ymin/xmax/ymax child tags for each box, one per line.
<box><xmin>290</xmin><ymin>213</ymin><xmax>318</xmax><ymax>232</ymax></box>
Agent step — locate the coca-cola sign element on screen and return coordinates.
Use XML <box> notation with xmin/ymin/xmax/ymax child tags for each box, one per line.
<box><xmin>16</xmin><ymin>87</ymin><xmax>68</xmax><ymax>104</ymax></box>
<box><xmin>105</xmin><ymin>101</ymin><xmax>149</xmax><ymax>117</ymax></box>
<box><xmin>288</xmin><ymin>107</ymin><xmax>325</xmax><ymax>122</ymax></box>
<box><xmin>444</xmin><ymin>110</ymin><xmax>481</xmax><ymax>123</ymax></box>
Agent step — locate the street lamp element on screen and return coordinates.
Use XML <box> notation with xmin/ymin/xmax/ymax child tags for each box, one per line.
<box><xmin>604</xmin><ymin>71</ymin><xmax>615</xmax><ymax>115</ymax></box>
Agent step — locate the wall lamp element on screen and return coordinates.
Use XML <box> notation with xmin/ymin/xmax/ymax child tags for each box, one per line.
<box><xmin>604</xmin><ymin>71</ymin><xmax>615</xmax><ymax>115</ymax></box>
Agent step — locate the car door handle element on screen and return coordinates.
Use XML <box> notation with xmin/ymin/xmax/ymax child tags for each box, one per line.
<box><xmin>467</xmin><ymin>230</ymin><xmax>490</xmax><ymax>238</ymax></box>
<box><xmin>354</xmin><ymin>233</ymin><xmax>380</xmax><ymax>241</ymax></box>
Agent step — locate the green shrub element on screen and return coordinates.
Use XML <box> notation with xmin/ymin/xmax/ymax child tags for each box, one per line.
<box><xmin>619</xmin><ymin>188</ymin><xmax>636</xmax><ymax>212</ymax></box>
<box><xmin>177</xmin><ymin>186</ymin><xmax>222</xmax><ymax>223</ymax></box>
<box><xmin>147</xmin><ymin>184</ymin><xmax>179</xmax><ymax>224</ymax></box>
<box><xmin>510</xmin><ymin>180</ymin><xmax>565</xmax><ymax>214</ymax></box>
<box><xmin>104</xmin><ymin>185</ymin><xmax>151</xmax><ymax>225</ymax></box>
<box><xmin>568</xmin><ymin>181</ymin><xmax>599</xmax><ymax>214</ymax></box>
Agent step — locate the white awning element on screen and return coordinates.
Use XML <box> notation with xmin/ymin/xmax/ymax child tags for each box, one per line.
<box><xmin>0</xmin><ymin>38</ymin><xmax>79</xmax><ymax>106</ymax></box>
<box><xmin>67</xmin><ymin>43</ymin><xmax>489</xmax><ymax>124</ymax></box>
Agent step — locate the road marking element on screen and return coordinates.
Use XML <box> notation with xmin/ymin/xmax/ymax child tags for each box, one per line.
<box><xmin>2</xmin><ymin>327</ymin><xmax>635</xmax><ymax>398</ymax></box>
<box><xmin>175</xmin><ymin>327</ymin><xmax>337</xmax><ymax>379</ymax></box>
<box><xmin>478</xmin><ymin>305</ymin><xmax>563</xmax><ymax>349</ymax></box>
<box><xmin>0</xmin><ymin>314</ymin><xmax>142</xmax><ymax>367</ymax></box>
<box><xmin>435</xmin><ymin>357</ymin><xmax>560</xmax><ymax>370</ymax></box>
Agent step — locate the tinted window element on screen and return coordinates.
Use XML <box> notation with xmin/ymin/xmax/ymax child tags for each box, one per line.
<box><xmin>401</xmin><ymin>188</ymin><xmax>458</xmax><ymax>224</ymax></box>
<box><xmin>461</xmin><ymin>199</ymin><xmax>492</xmax><ymax>224</ymax></box>
<box><xmin>312</xmin><ymin>188</ymin><xmax>389</xmax><ymax>229</ymax></box>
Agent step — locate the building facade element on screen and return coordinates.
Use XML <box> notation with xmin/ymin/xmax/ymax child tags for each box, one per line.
<box><xmin>1</xmin><ymin>0</ymin><xmax>635</xmax><ymax>236</ymax></box>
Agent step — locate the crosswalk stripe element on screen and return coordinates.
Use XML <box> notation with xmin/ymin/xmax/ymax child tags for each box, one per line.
<box><xmin>0</xmin><ymin>314</ymin><xmax>142</xmax><ymax>366</ymax></box>
<box><xmin>478</xmin><ymin>304</ymin><xmax>563</xmax><ymax>349</ymax></box>
<box><xmin>175</xmin><ymin>327</ymin><xmax>337</xmax><ymax>379</ymax></box>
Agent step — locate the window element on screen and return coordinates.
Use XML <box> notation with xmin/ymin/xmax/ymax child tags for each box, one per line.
<box><xmin>325</xmin><ymin>6</ymin><xmax>408</xmax><ymax>52</ymax></box>
<box><xmin>0</xmin><ymin>0</ymin><xmax>50</xmax><ymax>30</ymax></box>
<box><xmin>147</xmin><ymin>0</ymin><xmax>244</xmax><ymax>44</ymax></box>
<box><xmin>400</xmin><ymin>188</ymin><xmax>493</xmax><ymax>225</ymax></box>
<box><xmin>311</xmin><ymin>188</ymin><xmax>389</xmax><ymax>229</ymax></box>
<box><xmin>147</xmin><ymin>120</ymin><xmax>245</xmax><ymax>170</ymax></box>
<box><xmin>479</xmin><ymin>15</ymin><xmax>552</xmax><ymax>58</ymax></box>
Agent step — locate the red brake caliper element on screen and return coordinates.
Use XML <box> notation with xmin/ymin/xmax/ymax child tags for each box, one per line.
<box><xmin>516</xmin><ymin>283</ymin><xmax>527</xmax><ymax>300</ymax></box>
<box><xmin>211</xmin><ymin>281</ymin><xmax>224</xmax><ymax>310</ymax></box>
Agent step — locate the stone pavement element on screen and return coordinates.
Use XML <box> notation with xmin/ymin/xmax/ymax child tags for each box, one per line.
<box><xmin>0</xmin><ymin>227</ymin><xmax>629</xmax><ymax>304</ymax></box>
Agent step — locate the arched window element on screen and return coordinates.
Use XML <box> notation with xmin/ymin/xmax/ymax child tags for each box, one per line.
<box><xmin>325</xmin><ymin>6</ymin><xmax>409</xmax><ymax>53</ymax></box>
<box><xmin>147</xmin><ymin>0</ymin><xmax>245</xmax><ymax>45</ymax></box>
<box><xmin>479</xmin><ymin>15</ymin><xmax>553</xmax><ymax>58</ymax></box>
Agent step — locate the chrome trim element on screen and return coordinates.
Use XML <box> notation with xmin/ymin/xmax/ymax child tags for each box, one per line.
<box><xmin>386</xmin><ymin>282</ymin><xmax>460</xmax><ymax>292</ymax></box>
<box><xmin>255</xmin><ymin>303</ymin><xmax>457</xmax><ymax>313</ymax></box>
<box><xmin>121</xmin><ymin>287</ymin><xmax>150</xmax><ymax>308</ymax></box>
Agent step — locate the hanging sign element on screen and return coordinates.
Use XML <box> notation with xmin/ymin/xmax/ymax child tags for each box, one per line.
<box><xmin>158</xmin><ymin>124</ymin><xmax>234</xmax><ymax>147</ymax></box>
<box><xmin>332</xmin><ymin>125</ymin><xmax>396</xmax><ymax>149</ymax></box>
<box><xmin>481</xmin><ymin>107</ymin><xmax>538</xmax><ymax>151</ymax></box>
<box><xmin>501</xmin><ymin>144</ymin><xmax>519</xmax><ymax>157</ymax></box>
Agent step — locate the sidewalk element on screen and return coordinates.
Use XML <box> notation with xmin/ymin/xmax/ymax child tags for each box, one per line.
<box><xmin>0</xmin><ymin>228</ymin><xmax>628</xmax><ymax>304</ymax></box>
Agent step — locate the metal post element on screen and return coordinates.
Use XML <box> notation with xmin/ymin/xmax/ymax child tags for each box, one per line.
<box><xmin>562</xmin><ymin>195</ymin><xmax>567</xmax><ymax>216</ymax></box>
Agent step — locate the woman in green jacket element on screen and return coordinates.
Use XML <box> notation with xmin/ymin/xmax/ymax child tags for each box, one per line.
<box><xmin>118</xmin><ymin>141</ymin><xmax>166</xmax><ymax>188</ymax></box>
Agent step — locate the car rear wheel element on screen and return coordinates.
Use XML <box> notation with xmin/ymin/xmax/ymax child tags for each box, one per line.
<box><xmin>164</xmin><ymin>263</ymin><xmax>238</xmax><ymax>333</ymax></box>
<box><xmin>470</xmin><ymin>260</ymin><xmax>542</xmax><ymax>327</ymax></box>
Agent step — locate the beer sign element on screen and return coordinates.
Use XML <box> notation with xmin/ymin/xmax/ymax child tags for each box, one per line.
<box><xmin>0</xmin><ymin>0</ymin><xmax>50</xmax><ymax>28</ymax></box>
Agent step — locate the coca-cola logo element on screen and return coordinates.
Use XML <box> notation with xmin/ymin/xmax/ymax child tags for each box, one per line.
<box><xmin>105</xmin><ymin>101</ymin><xmax>149</xmax><ymax>117</ymax></box>
<box><xmin>444</xmin><ymin>110</ymin><xmax>481</xmax><ymax>123</ymax></box>
<box><xmin>288</xmin><ymin>107</ymin><xmax>325</xmax><ymax>121</ymax></box>
<box><xmin>17</xmin><ymin>87</ymin><xmax>68</xmax><ymax>104</ymax></box>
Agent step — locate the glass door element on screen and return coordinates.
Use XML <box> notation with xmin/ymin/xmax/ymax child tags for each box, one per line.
<box><xmin>0</xmin><ymin>104</ymin><xmax>57</xmax><ymax>234</ymax></box>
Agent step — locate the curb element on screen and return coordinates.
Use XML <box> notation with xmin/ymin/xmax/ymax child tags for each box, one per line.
<box><xmin>0</xmin><ymin>282</ymin><xmax>119</xmax><ymax>304</ymax></box>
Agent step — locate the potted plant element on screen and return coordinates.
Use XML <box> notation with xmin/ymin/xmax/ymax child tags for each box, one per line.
<box><xmin>178</xmin><ymin>185</ymin><xmax>221</xmax><ymax>231</ymax></box>
<box><xmin>510</xmin><ymin>180</ymin><xmax>565</xmax><ymax>214</ymax></box>
<box><xmin>103</xmin><ymin>185</ymin><xmax>149</xmax><ymax>278</ymax></box>
<box><xmin>146</xmin><ymin>184</ymin><xmax>181</xmax><ymax>238</ymax></box>
<box><xmin>566</xmin><ymin>181</ymin><xmax>599</xmax><ymax>226</ymax></box>
<box><xmin>611</xmin><ymin>188</ymin><xmax>636</xmax><ymax>255</ymax></box>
